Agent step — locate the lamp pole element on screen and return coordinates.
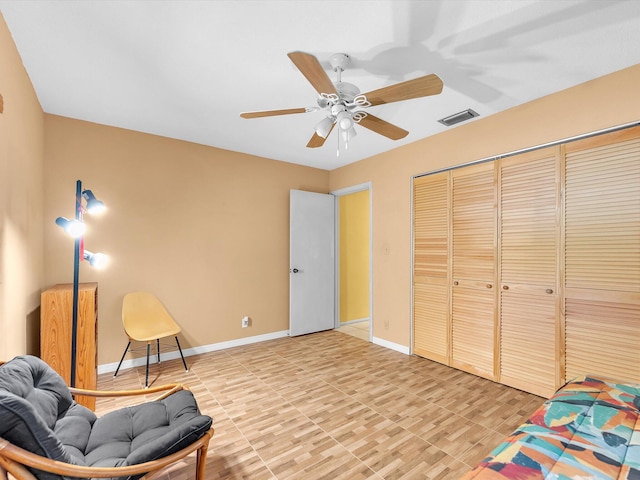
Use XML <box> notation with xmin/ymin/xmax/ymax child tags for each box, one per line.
<box><xmin>70</xmin><ymin>179</ymin><xmax>83</xmax><ymax>388</ymax></box>
<box><xmin>56</xmin><ymin>179</ymin><xmax>106</xmax><ymax>388</ymax></box>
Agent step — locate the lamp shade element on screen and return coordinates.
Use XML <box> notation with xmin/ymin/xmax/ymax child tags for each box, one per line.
<box><xmin>336</xmin><ymin>111</ymin><xmax>353</xmax><ymax>131</ymax></box>
<box><xmin>314</xmin><ymin>117</ymin><xmax>334</xmax><ymax>139</ymax></box>
<box><xmin>55</xmin><ymin>217</ymin><xmax>86</xmax><ymax>238</ymax></box>
<box><xmin>83</xmin><ymin>250</ymin><xmax>108</xmax><ymax>269</ymax></box>
<box><xmin>82</xmin><ymin>190</ymin><xmax>106</xmax><ymax>214</ymax></box>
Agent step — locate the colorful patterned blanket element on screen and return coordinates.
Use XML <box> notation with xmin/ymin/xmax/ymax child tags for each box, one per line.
<box><xmin>462</xmin><ymin>376</ymin><xmax>640</xmax><ymax>479</ymax></box>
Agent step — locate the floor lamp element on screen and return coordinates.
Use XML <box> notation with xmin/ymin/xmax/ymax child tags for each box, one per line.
<box><xmin>55</xmin><ymin>180</ymin><xmax>107</xmax><ymax>387</ymax></box>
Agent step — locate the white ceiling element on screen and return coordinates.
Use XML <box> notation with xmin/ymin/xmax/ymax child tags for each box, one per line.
<box><xmin>1</xmin><ymin>1</ymin><xmax>639</xmax><ymax>170</ymax></box>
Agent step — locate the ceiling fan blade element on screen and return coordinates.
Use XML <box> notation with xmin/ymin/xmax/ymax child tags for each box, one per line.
<box><xmin>358</xmin><ymin>114</ymin><xmax>409</xmax><ymax>140</ymax></box>
<box><xmin>306</xmin><ymin>123</ymin><xmax>335</xmax><ymax>148</ymax></box>
<box><xmin>240</xmin><ymin>107</ymin><xmax>309</xmax><ymax>119</ymax></box>
<box><xmin>363</xmin><ymin>74</ymin><xmax>443</xmax><ymax>106</ymax></box>
<box><xmin>288</xmin><ymin>51</ymin><xmax>337</xmax><ymax>95</ymax></box>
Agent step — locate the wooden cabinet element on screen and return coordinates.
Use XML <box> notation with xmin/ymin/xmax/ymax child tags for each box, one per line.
<box><xmin>41</xmin><ymin>283</ymin><xmax>98</xmax><ymax>410</ymax></box>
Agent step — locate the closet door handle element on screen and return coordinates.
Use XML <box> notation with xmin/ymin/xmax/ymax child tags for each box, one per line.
<box><xmin>453</xmin><ymin>281</ymin><xmax>459</xmax><ymax>286</ymax></box>
<box><xmin>502</xmin><ymin>285</ymin><xmax>509</xmax><ymax>290</ymax></box>
<box><xmin>486</xmin><ymin>284</ymin><xmax>493</xmax><ymax>289</ymax></box>
<box><xmin>546</xmin><ymin>288</ymin><xmax>554</xmax><ymax>294</ymax></box>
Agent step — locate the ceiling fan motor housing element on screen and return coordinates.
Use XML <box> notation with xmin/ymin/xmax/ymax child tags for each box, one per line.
<box><xmin>329</xmin><ymin>53</ymin><xmax>350</xmax><ymax>72</ymax></box>
<box><xmin>334</xmin><ymin>82</ymin><xmax>360</xmax><ymax>103</ymax></box>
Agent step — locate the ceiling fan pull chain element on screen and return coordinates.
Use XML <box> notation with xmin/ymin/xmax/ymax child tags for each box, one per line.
<box><xmin>343</xmin><ymin>127</ymin><xmax>351</xmax><ymax>151</ymax></box>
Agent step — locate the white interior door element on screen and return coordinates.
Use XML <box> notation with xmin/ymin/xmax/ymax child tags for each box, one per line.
<box><xmin>289</xmin><ymin>189</ymin><xmax>335</xmax><ymax>336</ymax></box>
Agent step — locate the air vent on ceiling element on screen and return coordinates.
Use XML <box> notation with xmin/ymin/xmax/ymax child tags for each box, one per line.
<box><xmin>438</xmin><ymin>108</ymin><xmax>479</xmax><ymax>127</ymax></box>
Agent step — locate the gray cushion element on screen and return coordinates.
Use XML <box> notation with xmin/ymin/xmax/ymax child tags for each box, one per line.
<box><xmin>86</xmin><ymin>390</ymin><xmax>212</xmax><ymax>471</ymax></box>
<box><xmin>0</xmin><ymin>355</ymin><xmax>75</xmax><ymax>428</ymax></box>
<box><xmin>54</xmin><ymin>402</ymin><xmax>96</xmax><ymax>465</ymax></box>
<box><xmin>0</xmin><ymin>356</ymin><xmax>89</xmax><ymax>480</ymax></box>
<box><xmin>0</xmin><ymin>356</ymin><xmax>212</xmax><ymax>480</ymax></box>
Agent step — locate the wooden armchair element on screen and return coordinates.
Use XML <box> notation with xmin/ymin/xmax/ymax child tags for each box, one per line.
<box><xmin>0</xmin><ymin>356</ymin><xmax>213</xmax><ymax>480</ymax></box>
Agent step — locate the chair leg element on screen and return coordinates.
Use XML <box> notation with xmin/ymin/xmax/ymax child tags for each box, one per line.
<box><xmin>145</xmin><ymin>342</ymin><xmax>151</xmax><ymax>388</ymax></box>
<box><xmin>157</xmin><ymin>338</ymin><xmax>161</xmax><ymax>364</ymax></box>
<box><xmin>195</xmin><ymin>441</ymin><xmax>209</xmax><ymax>480</ymax></box>
<box><xmin>175</xmin><ymin>336</ymin><xmax>188</xmax><ymax>372</ymax></box>
<box><xmin>114</xmin><ymin>341</ymin><xmax>131</xmax><ymax>377</ymax></box>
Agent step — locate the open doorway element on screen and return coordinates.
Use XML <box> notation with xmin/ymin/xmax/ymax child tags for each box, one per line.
<box><xmin>332</xmin><ymin>183</ymin><xmax>372</xmax><ymax>342</ymax></box>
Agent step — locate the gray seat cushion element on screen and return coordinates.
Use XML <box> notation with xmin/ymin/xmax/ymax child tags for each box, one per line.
<box><xmin>85</xmin><ymin>389</ymin><xmax>212</xmax><ymax>470</ymax></box>
<box><xmin>0</xmin><ymin>356</ymin><xmax>212</xmax><ymax>480</ymax></box>
<box><xmin>54</xmin><ymin>402</ymin><xmax>98</xmax><ymax>465</ymax></box>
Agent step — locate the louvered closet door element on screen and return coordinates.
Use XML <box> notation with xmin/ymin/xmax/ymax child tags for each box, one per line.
<box><xmin>451</xmin><ymin>162</ymin><xmax>497</xmax><ymax>380</ymax></box>
<box><xmin>499</xmin><ymin>149</ymin><xmax>560</xmax><ymax>397</ymax></box>
<box><xmin>564</xmin><ymin>128</ymin><xmax>640</xmax><ymax>383</ymax></box>
<box><xmin>413</xmin><ymin>172</ymin><xmax>450</xmax><ymax>363</ymax></box>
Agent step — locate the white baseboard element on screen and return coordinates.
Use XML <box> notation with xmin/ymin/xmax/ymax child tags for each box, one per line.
<box><xmin>372</xmin><ymin>336</ymin><xmax>410</xmax><ymax>355</ymax></box>
<box><xmin>98</xmin><ymin>330</ymin><xmax>290</xmax><ymax>375</ymax></box>
<box><xmin>339</xmin><ymin>317</ymin><xmax>370</xmax><ymax>325</ymax></box>
<box><xmin>99</xmin><ymin>329</ymin><xmax>409</xmax><ymax>374</ymax></box>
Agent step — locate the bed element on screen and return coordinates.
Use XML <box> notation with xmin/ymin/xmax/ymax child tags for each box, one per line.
<box><xmin>462</xmin><ymin>375</ymin><xmax>640</xmax><ymax>479</ymax></box>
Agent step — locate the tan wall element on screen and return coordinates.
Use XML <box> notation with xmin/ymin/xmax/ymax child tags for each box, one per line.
<box><xmin>0</xmin><ymin>13</ymin><xmax>45</xmax><ymax>359</ymax></box>
<box><xmin>329</xmin><ymin>63</ymin><xmax>640</xmax><ymax>348</ymax></box>
<box><xmin>4</xmin><ymin>4</ymin><xmax>639</xmax><ymax>365</ymax></box>
<box><xmin>43</xmin><ymin>116</ymin><xmax>329</xmax><ymax>365</ymax></box>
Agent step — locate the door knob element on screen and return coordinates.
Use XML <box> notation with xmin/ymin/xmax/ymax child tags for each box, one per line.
<box><xmin>546</xmin><ymin>288</ymin><xmax>554</xmax><ymax>294</ymax></box>
<box><xmin>290</xmin><ymin>268</ymin><xmax>299</xmax><ymax>273</ymax></box>
<box><xmin>503</xmin><ymin>285</ymin><xmax>509</xmax><ymax>290</ymax></box>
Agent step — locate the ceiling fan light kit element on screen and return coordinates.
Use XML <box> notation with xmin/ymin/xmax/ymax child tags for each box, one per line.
<box><xmin>240</xmin><ymin>51</ymin><xmax>444</xmax><ymax>154</ymax></box>
<box><xmin>314</xmin><ymin>117</ymin><xmax>334</xmax><ymax>139</ymax></box>
<box><xmin>335</xmin><ymin>110</ymin><xmax>353</xmax><ymax>131</ymax></box>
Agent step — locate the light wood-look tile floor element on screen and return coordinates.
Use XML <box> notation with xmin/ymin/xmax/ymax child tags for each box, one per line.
<box><xmin>96</xmin><ymin>330</ymin><xmax>544</xmax><ymax>479</ymax></box>
<box><xmin>336</xmin><ymin>320</ymin><xmax>370</xmax><ymax>341</ymax></box>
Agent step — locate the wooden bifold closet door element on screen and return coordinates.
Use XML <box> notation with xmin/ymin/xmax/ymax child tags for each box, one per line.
<box><xmin>450</xmin><ymin>163</ymin><xmax>497</xmax><ymax>380</ymax></box>
<box><xmin>563</xmin><ymin>129</ymin><xmax>640</xmax><ymax>383</ymax></box>
<box><xmin>413</xmin><ymin>172</ymin><xmax>450</xmax><ymax>364</ymax></box>
<box><xmin>413</xmin><ymin>125</ymin><xmax>640</xmax><ymax>396</ymax></box>
<box><xmin>498</xmin><ymin>149</ymin><xmax>560</xmax><ymax>397</ymax></box>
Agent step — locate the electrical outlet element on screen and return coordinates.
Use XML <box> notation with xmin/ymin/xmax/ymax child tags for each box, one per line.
<box><xmin>242</xmin><ymin>316</ymin><xmax>249</xmax><ymax>328</ymax></box>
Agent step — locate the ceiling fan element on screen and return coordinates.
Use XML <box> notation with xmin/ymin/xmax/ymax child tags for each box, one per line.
<box><xmin>240</xmin><ymin>51</ymin><xmax>444</xmax><ymax>152</ymax></box>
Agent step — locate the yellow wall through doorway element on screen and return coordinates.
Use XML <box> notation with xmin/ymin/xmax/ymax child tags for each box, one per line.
<box><xmin>339</xmin><ymin>190</ymin><xmax>370</xmax><ymax>323</ymax></box>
